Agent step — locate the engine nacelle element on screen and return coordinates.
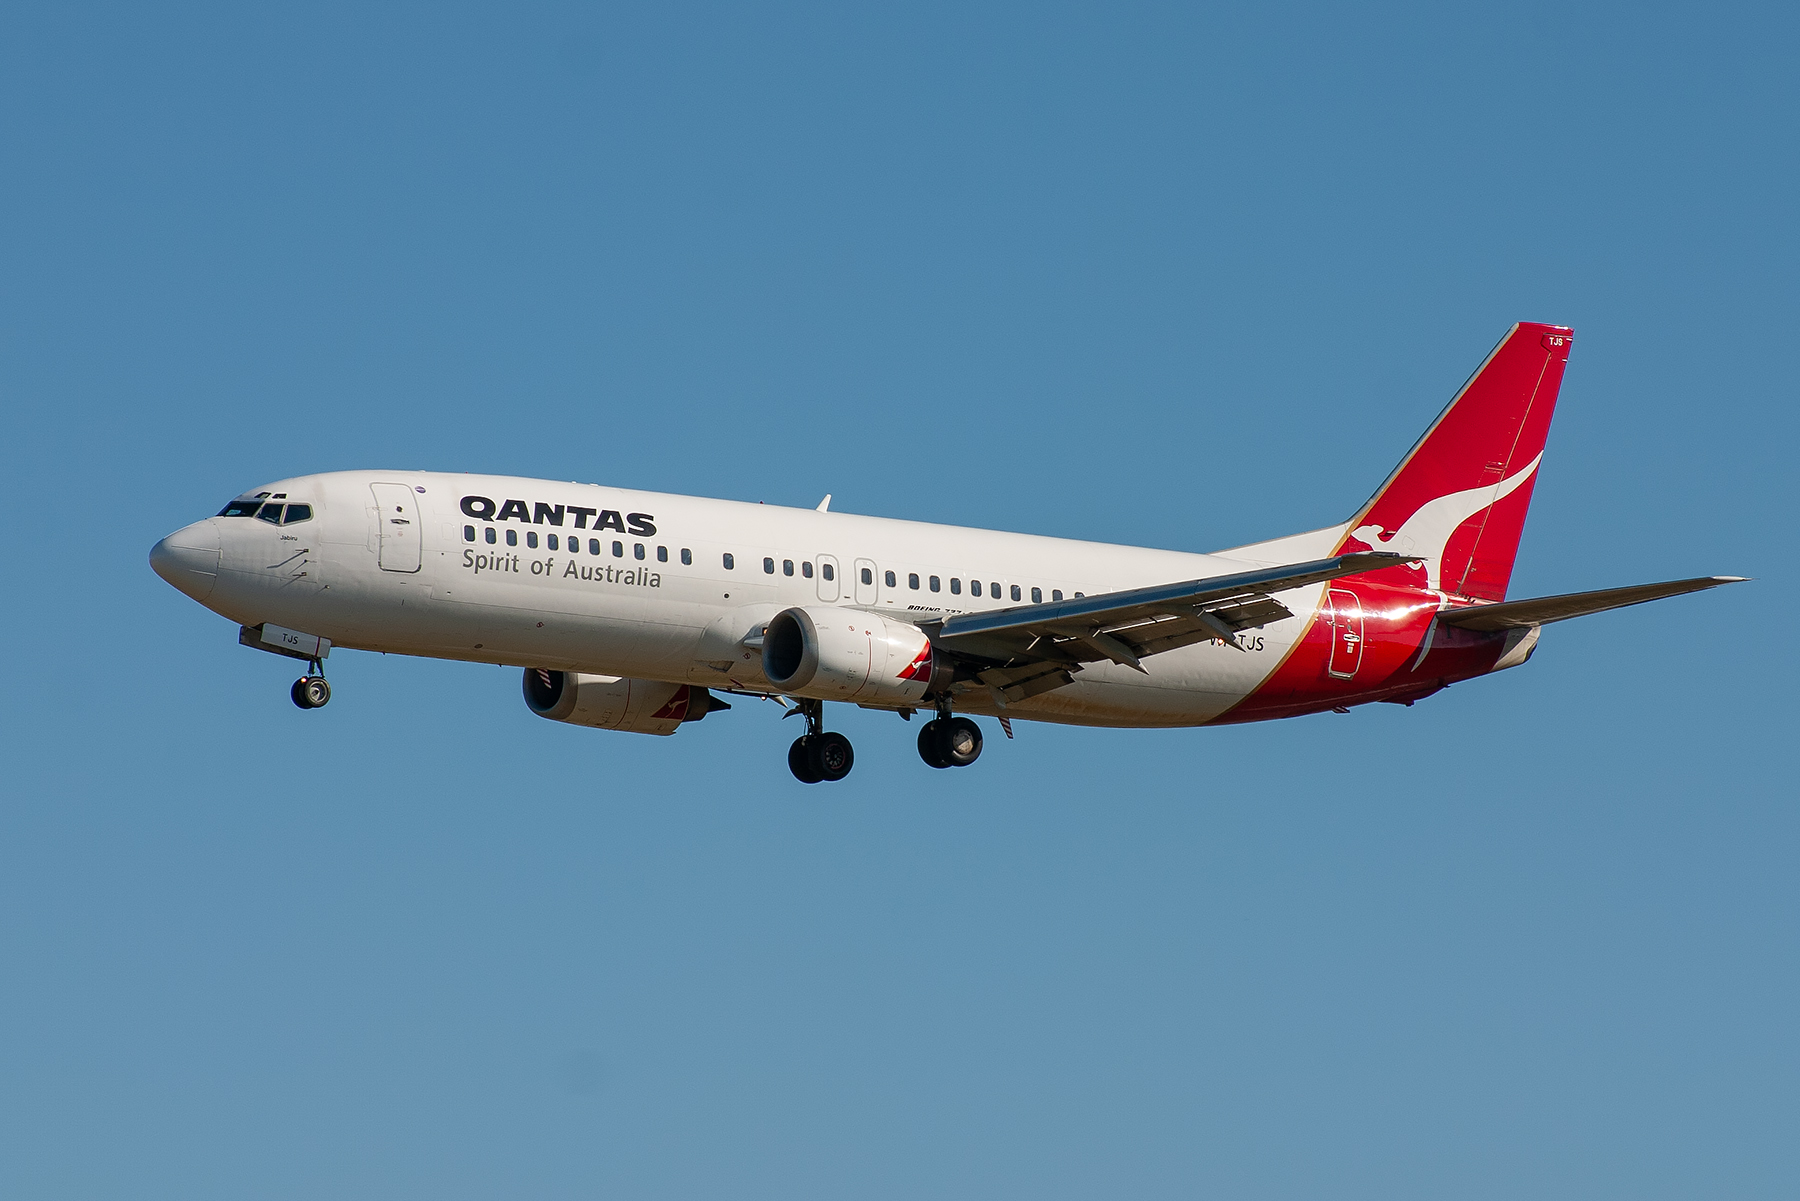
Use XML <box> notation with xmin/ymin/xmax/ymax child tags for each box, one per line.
<box><xmin>761</xmin><ymin>606</ymin><xmax>945</xmax><ymax>704</ymax></box>
<box><xmin>522</xmin><ymin>669</ymin><xmax>725</xmax><ymax>736</ymax></box>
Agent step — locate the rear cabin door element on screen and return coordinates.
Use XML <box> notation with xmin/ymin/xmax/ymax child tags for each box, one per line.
<box><xmin>853</xmin><ymin>558</ymin><xmax>879</xmax><ymax>605</ymax></box>
<box><xmin>371</xmin><ymin>483</ymin><xmax>422</xmax><ymax>573</ymax></box>
<box><xmin>1326</xmin><ymin>588</ymin><xmax>1364</xmax><ymax>679</ymax></box>
<box><xmin>815</xmin><ymin>554</ymin><xmax>841</xmax><ymax>602</ymax></box>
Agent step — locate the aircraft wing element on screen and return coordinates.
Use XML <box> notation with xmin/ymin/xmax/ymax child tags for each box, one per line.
<box><xmin>1437</xmin><ymin>575</ymin><xmax>1748</xmax><ymax>632</ymax></box>
<box><xmin>928</xmin><ymin>552</ymin><xmax>1414</xmax><ymax>704</ymax></box>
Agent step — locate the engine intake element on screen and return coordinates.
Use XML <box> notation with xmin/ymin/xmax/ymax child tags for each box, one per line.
<box><xmin>523</xmin><ymin>669</ymin><xmax>727</xmax><ymax>736</ymax></box>
<box><xmin>761</xmin><ymin>606</ymin><xmax>944</xmax><ymax>703</ymax></box>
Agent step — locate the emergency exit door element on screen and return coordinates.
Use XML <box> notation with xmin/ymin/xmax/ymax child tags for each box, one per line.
<box><xmin>853</xmin><ymin>558</ymin><xmax>879</xmax><ymax>605</ymax></box>
<box><xmin>1325</xmin><ymin>588</ymin><xmax>1364</xmax><ymax>679</ymax></box>
<box><xmin>371</xmin><ymin>483</ymin><xmax>422</xmax><ymax>573</ymax></box>
<box><xmin>815</xmin><ymin>554</ymin><xmax>840</xmax><ymax>602</ymax></box>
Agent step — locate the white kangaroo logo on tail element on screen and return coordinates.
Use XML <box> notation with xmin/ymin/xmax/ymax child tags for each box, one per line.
<box><xmin>1347</xmin><ymin>452</ymin><xmax>1542</xmax><ymax>591</ymax></box>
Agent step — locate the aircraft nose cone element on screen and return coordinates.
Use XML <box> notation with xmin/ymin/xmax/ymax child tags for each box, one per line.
<box><xmin>150</xmin><ymin>520</ymin><xmax>221</xmax><ymax>602</ymax></box>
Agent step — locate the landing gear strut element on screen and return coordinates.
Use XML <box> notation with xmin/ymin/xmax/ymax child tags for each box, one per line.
<box><xmin>291</xmin><ymin>658</ymin><xmax>330</xmax><ymax>709</ymax></box>
<box><xmin>917</xmin><ymin>705</ymin><xmax>983</xmax><ymax>769</ymax></box>
<box><xmin>787</xmin><ymin>699</ymin><xmax>854</xmax><ymax>784</ymax></box>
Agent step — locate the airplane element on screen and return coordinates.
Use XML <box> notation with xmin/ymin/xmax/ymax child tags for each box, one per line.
<box><xmin>149</xmin><ymin>322</ymin><xmax>1743</xmax><ymax>782</ymax></box>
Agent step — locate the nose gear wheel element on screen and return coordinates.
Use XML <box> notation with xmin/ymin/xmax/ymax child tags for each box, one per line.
<box><xmin>291</xmin><ymin>675</ymin><xmax>331</xmax><ymax>709</ymax></box>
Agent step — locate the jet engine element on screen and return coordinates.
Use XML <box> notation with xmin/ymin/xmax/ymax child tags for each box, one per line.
<box><xmin>523</xmin><ymin>669</ymin><xmax>728</xmax><ymax>736</ymax></box>
<box><xmin>761</xmin><ymin>606</ymin><xmax>947</xmax><ymax>703</ymax></box>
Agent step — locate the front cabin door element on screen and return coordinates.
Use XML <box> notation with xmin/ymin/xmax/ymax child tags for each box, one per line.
<box><xmin>371</xmin><ymin>483</ymin><xmax>422</xmax><ymax>573</ymax></box>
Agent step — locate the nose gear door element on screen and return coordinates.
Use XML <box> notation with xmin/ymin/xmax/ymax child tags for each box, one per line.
<box><xmin>371</xmin><ymin>483</ymin><xmax>422</xmax><ymax>573</ymax></box>
<box><xmin>1326</xmin><ymin>588</ymin><xmax>1364</xmax><ymax>679</ymax></box>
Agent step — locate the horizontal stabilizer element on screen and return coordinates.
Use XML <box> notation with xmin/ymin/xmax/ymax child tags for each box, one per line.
<box><xmin>1437</xmin><ymin>576</ymin><xmax>1747</xmax><ymax>632</ymax></box>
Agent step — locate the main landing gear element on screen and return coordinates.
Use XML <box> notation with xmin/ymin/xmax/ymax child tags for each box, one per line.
<box><xmin>290</xmin><ymin>659</ymin><xmax>331</xmax><ymax>709</ymax></box>
<box><xmin>782</xmin><ymin>699</ymin><xmax>987</xmax><ymax>781</ymax></box>
<box><xmin>787</xmin><ymin>699</ymin><xmax>854</xmax><ymax>784</ymax></box>
<box><xmin>917</xmin><ymin>713</ymin><xmax>982</xmax><ymax>769</ymax></box>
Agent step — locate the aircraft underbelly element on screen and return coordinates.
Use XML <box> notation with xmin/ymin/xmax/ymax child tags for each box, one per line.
<box><xmin>929</xmin><ymin>633</ymin><xmax>1282</xmax><ymax>727</ymax></box>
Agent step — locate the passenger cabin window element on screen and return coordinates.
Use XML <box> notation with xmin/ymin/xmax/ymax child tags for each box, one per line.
<box><xmin>970</xmin><ymin>579</ymin><xmax>981</xmax><ymax>596</ymax></box>
<box><xmin>217</xmin><ymin>499</ymin><xmax>263</xmax><ymax>518</ymax></box>
<box><xmin>763</xmin><ymin>557</ymin><xmax>775</xmax><ymax>574</ymax></box>
<box><xmin>464</xmin><ymin>525</ymin><xmax>476</xmax><ymax>542</ymax></box>
<box><xmin>802</xmin><ymin>561</ymin><xmax>813</xmax><ymax>578</ymax></box>
<box><xmin>548</xmin><ymin>534</ymin><xmax>559</xmax><ymax>550</ymax></box>
<box><xmin>527</xmin><ymin>532</ymin><xmax>538</xmax><ymax>549</ymax></box>
<box><xmin>658</xmin><ymin>546</ymin><xmax>668</xmax><ymax>562</ymax></box>
<box><xmin>612</xmin><ymin>541</ymin><xmax>623</xmax><ymax>557</ymax></box>
<box><xmin>885</xmin><ymin>570</ymin><xmax>896</xmax><ymax>587</ymax></box>
<box><xmin>283</xmin><ymin>504</ymin><xmax>312</xmax><ymax>524</ymax></box>
<box><xmin>634</xmin><ymin>543</ymin><xmax>645</xmax><ymax>560</ymax></box>
<box><xmin>589</xmin><ymin>538</ymin><xmax>601</xmax><ymax>555</ymax></box>
<box><xmin>783</xmin><ymin>559</ymin><xmax>794</xmax><ymax>576</ymax></box>
<box><xmin>822</xmin><ymin>563</ymin><xmax>834</xmax><ymax>581</ymax></box>
<box><xmin>1053</xmin><ymin>590</ymin><xmax>1063</xmax><ymax>601</ymax></box>
<box><xmin>1011</xmin><ymin>584</ymin><xmax>1022</xmax><ymax>601</ymax></box>
<box><xmin>681</xmin><ymin>548</ymin><xmax>692</xmax><ymax>565</ymax></box>
<box><xmin>909</xmin><ymin>573</ymin><xmax>920</xmax><ymax>590</ymax></box>
<box><xmin>1031</xmin><ymin>587</ymin><xmax>1042</xmax><ymax>603</ymax></box>
<box><xmin>950</xmin><ymin>578</ymin><xmax>961</xmax><ymax>595</ymax></box>
<box><xmin>506</xmin><ymin>529</ymin><xmax>518</xmax><ymax>546</ymax></box>
<box><xmin>860</xmin><ymin>567</ymin><xmax>873</xmax><ymax>585</ymax></box>
<box><xmin>723</xmin><ymin>553</ymin><xmax>735</xmax><ymax>570</ymax></box>
<box><xmin>485</xmin><ymin>528</ymin><xmax>497</xmax><ymax>544</ymax></box>
<box><xmin>930</xmin><ymin>575</ymin><xmax>940</xmax><ymax>592</ymax></box>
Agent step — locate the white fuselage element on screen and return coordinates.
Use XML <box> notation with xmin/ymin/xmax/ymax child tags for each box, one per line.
<box><xmin>167</xmin><ymin>470</ymin><xmax>1340</xmax><ymax>727</ymax></box>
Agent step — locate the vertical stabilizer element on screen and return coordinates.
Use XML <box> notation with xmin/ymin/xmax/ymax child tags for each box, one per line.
<box><xmin>1338</xmin><ymin>322</ymin><xmax>1572</xmax><ymax>601</ymax></box>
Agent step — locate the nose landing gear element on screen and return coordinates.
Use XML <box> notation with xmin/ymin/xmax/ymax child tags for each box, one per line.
<box><xmin>786</xmin><ymin>699</ymin><xmax>854</xmax><ymax>783</ymax></box>
<box><xmin>291</xmin><ymin>658</ymin><xmax>331</xmax><ymax>709</ymax></box>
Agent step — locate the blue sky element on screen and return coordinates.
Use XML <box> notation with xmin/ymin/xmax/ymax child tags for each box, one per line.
<box><xmin>2</xmin><ymin>3</ymin><xmax>1795</xmax><ymax>1198</ymax></box>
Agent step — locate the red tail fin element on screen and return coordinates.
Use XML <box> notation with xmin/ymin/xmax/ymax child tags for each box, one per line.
<box><xmin>1339</xmin><ymin>322</ymin><xmax>1572</xmax><ymax>601</ymax></box>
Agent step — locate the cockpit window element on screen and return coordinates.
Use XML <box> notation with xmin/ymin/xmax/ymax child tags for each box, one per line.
<box><xmin>256</xmin><ymin>503</ymin><xmax>284</xmax><ymax>524</ymax></box>
<box><xmin>218</xmin><ymin>499</ymin><xmax>263</xmax><ymax>517</ymax></box>
<box><xmin>282</xmin><ymin>503</ymin><xmax>313</xmax><ymax>524</ymax></box>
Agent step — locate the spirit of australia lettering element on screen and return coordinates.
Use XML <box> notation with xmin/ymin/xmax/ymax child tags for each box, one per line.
<box><xmin>460</xmin><ymin>548</ymin><xmax>661</xmax><ymax>588</ymax></box>
<box><xmin>460</xmin><ymin>495</ymin><xmax>655</xmax><ymax>537</ymax></box>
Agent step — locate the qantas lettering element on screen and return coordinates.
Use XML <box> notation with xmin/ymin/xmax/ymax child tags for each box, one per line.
<box><xmin>460</xmin><ymin>494</ymin><xmax>656</xmax><ymax>536</ymax></box>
